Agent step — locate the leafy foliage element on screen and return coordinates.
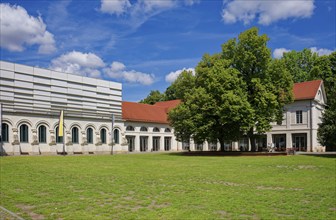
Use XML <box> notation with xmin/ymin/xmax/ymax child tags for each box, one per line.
<box><xmin>169</xmin><ymin>27</ymin><xmax>293</xmax><ymax>151</ymax></box>
<box><xmin>139</xmin><ymin>90</ymin><xmax>165</xmax><ymax>105</ymax></box>
<box><xmin>165</xmin><ymin>70</ymin><xmax>195</xmax><ymax>101</ymax></box>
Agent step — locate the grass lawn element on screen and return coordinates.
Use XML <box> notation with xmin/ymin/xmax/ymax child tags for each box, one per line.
<box><xmin>1</xmin><ymin>153</ymin><xmax>335</xmax><ymax>219</ymax></box>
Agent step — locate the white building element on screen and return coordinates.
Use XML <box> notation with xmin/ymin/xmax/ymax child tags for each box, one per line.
<box><xmin>0</xmin><ymin>61</ymin><xmax>327</xmax><ymax>155</ymax></box>
<box><xmin>0</xmin><ymin>61</ymin><xmax>125</xmax><ymax>155</ymax></box>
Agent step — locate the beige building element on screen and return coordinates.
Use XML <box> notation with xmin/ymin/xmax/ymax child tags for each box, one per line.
<box><xmin>0</xmin><ymin>61</ymin><xmax>327</xmax><ymax>155</ymax></box>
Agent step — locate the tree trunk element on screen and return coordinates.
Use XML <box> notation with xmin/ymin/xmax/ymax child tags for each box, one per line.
<box><xmin>219</xmin><ymin>138</ymin><xmax>225</xmax><ymax>152</ymax></box>
<box><xmin>248</xmin><ymin>127</ymin><xmax>256</xmax><ymax>152</ymax></box>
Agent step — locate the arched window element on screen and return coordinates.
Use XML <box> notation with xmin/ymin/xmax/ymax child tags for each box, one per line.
<box><xmin>1</xmin><ymin>123</ymin><xmax>9</xmax><ymax>142</ymax></box>
<box><xmin>55</xmin><ymin>126</ymin><xmax>63</xmax><ymax>143</ymax></box>
<box><xmin>164</xmin><ymin>128</ymin><xmax>171</xmax><ymax>133</ymax></box>
<box><xmin>38</xmin><ymin>125</ymin><xmax>47</xmax><ymax>143</ymax></box>
<box><xmin>20</xmin><ymin>124</ymin><xmax>29</xmax><ymax>143</ymax></box>
<box><xmin>100</xmin><ymin>128</ymin><xmax>106</xmax><ymax>144</ymax></box>
<box><xmin>126</xmin><ymin>126</ymin><xmax>134</xmax><ymax>131</ymax></box>
<box><xmin>87</xmin><ymin>127</ymin><xmax>93</xmax><ymax>144</ymax></box>
<box><xmin>153</xmin><ymin>127</ymin><xmax>160</xmax><ymax>132</ymax></box>
<box><xmin>72</xmin><ymin>127</ymin><xmax>79</xmax><ymax>144</ymax></box>
<box><xmin>114</xmin><ymin>129</ymin><xmax>119</xmax><ymax>144</ymax></box>
<box><xmin>140</xmin><ymin>126</ymin><xmax>148</xmax><ymax>132</ymax></box>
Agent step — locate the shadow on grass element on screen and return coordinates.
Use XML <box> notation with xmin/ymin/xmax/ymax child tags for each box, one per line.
<box><xmin>167</xmin><ymin>151</ymin><xmax>287</xmax><ymax>157</ymax></box>
<box><xmin>296</xmin><ymin>154</ymin><xmax>336</xmax><ymax>159</ymax></box>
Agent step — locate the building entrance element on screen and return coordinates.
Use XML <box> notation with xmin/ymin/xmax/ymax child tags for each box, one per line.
<box><xmin>292</xmin><ymin>133</ymin><xmax>307</xmax><ymax>151</ymax></box>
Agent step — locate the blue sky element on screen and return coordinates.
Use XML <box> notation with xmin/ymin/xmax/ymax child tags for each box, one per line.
<box><xmin>1</xmin><ymin>0</ymin><xmax>335</xmax><ymax>102</ymax></box>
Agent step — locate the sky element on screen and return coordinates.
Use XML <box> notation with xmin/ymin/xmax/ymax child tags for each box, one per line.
<box><xmin>0</xmin><ymin>0</ymin><xmax>335</xmax><ymax>102</ymax></box>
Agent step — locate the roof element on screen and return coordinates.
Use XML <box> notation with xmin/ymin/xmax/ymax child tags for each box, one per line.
<box><xmin>154</xmin><ymin>100</ymin><xmax>182</xmax><ymax>113</ymax></box>
<box><xmin>122</xmin><ymin>100</ymin><xmax>180</xmax><ymax>124</ymax></box>
<box><xmin>293</xmin><ymin>80</ymin><xmax>322</xmax><ymax>101</ymax></box>
<box><xmin>122</xmin><ymin>80</ymin><xmax>322</xmax><ymax>123</ymax></box>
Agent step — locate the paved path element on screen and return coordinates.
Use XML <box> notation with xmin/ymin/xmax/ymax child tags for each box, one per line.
<box><xmin>0</xmin><ymin>206</ymin><xmax>24</xmax><ymax>220</ymax></box>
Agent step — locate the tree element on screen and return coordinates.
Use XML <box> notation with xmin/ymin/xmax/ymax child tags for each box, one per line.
<box><xmin>318</xmin><ymin>100</ymin><xmax>336</xmax><ymax>151</ymax></box>
<box><xmin>165</xmin><ymin>70</ymin><xmax>195</xmax><ymax>101</ymax></box>
<box><xmin>221</xmin><ymin>27</ymin><xmax>293</xmax><ymax>151</ymax></box>
<box><xmin>139</xmin><ymin>90</ymin><xmax>165</xmax><ymax>105</ymax></box>
<box><xmin>169</xmin><ymin>27</ymin><xmax>293</xmax><ymax>151</ymax></box>
<box><xmin>317</xmin><ymin>52</ymin><xmax>336</xmax><ymax>151</ymax></box>
<box><xmin>169</xmin><ymin>57</ymin><xmax>254</xmax><ymax>150</ymax></box>
<box><xmin>281</xmin><ymin>49</ymin><xmax>319</xmax><ymax>82</ymax></box>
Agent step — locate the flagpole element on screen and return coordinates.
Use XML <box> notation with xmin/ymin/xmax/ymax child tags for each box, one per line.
<box><xmin>62</xmin><ymin>111</ymin><xmax>65</xmax><ymax>156</ymax></box>
<box><xmin>111</xmin><ymin>114</ymin><xmax>114</xmax><ymax>155</ymax></box>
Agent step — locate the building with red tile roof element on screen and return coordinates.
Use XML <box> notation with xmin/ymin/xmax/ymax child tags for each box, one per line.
<box><xmin>293</xmin><ymin>80</ymin><xmax>325</xmax><ymax>101</ymax></box>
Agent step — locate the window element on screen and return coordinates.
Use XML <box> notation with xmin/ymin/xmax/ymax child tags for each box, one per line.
<box><xmin>38</xmin><ymin>125</ymin><xmax>47</xmax><ymax>143</ymax></box>
<box><xmin>20</xmin><ymin>124</ymin><xmax>29</xmax><ymax>143</ymax></box>
<box><xmin>55</xmin><ymin>126</ymin><xmax>63</xmax><ymax>143</ymax></box>
<box><xmin>126</xmin><ymin>135</ymin><xmax>135</xmax><ymax>152</ymax></box>
<box><xmin>140</xmin><ymin>136</ymin><xmax>148</xmax><ymax>152</ymax></box>
<box><xmin>100</xmin><ymin>128</ymin><xmax>106</xmax><ymax>144</ymax></box>
<box><xmin>296</xmin><ymin>110</ymin><xmax>303</xmax><ymax>124</ymax></box>
<box><xmin>87</xmin><ymin>128</ymin><xmax>93</xmax><ymax>144</ymax></box>
<box><xmin>152</xmin><ymin>136</ymin><xmax>160</xmax><ymax>151</ymax></box>
<box><xmin>1</xmin><ymin>123</ymin><xmax>9</xmax><ymax>142</ymax></box>
<box><xmin>126</xmin><ymin>126</ymin><xmax>134</xmax><ymax>131</ymax></box>
<box><xmin>209</xmin><ymin>141</ymin><xmax>217</xmax><ymax>151</ymax></box>
<box><xmin>164</xmin><ymin>137</ymin><xmax>171</xmax><ymax>151</ymax></box>
<box><xmin>195</xmin><ymin>142</ymin><xmax>203</xmax><ymax>151</ymax></box>
<box><xmin>140</xmin><ymin>126</ymin><xmax>148</xmax><ymax>132</ymax></box>
<box><xmin>114</xmin><ymin>129</ymin><xmax>119</xmax><ymax>144</ymax></box>
<box><xmin>182</xmin><ymin>139</ymin><xmax>190</xmax><ymax>150</ymax></box>
<box><xmin>153</xmin><ymin>127</ymin><xmax>160</xmax><ymax>132</ymax></box>
<box><xmin>164</xmin><ymin>128</ymin><xmax>171</xmax><ymax>133</ymax></box>
<box><xmin>72</xmin><ymin>127</ymin><xmax>79</xmax><ymax>144</ymax></box>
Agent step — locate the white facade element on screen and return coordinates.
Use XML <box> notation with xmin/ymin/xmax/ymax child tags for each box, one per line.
<box><xmin>0</xmin><ymin>61</ymin><xmax>327</xmax><ymax>155</ymax></box>
<box><xmin>0</xmin><ymin>61</ymin><xmax>126</xmax><ymax>155</ymax></box>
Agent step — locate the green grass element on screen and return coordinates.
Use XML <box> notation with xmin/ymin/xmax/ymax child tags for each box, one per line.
<box><xmin>1</xmin><ymin>154</ymin><xmax>335</xmax><ymax>219</ymax></box>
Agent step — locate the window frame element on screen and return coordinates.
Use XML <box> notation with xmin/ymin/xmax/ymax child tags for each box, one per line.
<box><xmin>1</xmin><ymin>123</ymin><xmax>9</xmax><ymax>143</ymax></box>
<box><xmin>72</xmin><ymin>127</ymin><xmax>79</xmax><ymax>144</ymax></box>
<box><xmin>38</xmin><ymin>125</ymin><xmax>47</xmax><ymax>143</ymax></box>
<box><xmin>87</xmin><ymin>127</ymin><xmax>93</xmax><ymax>144</ymax></box>
<box><xmin>296</xmin><ymin>110</ymin><xmax>303</xmax><ymax>124</ymax></box>
<box><xmin>20</xmin><ymin>124</ymin><xmax>29</xmax><ymax>143</ymax></box>
<box><xmin>114</xmin><ymin>129</ymin><xmax>120</xmax><ymax>144</ymax></box>
<box><xmin>100</xmin><ymin>128</ymin><xmax>107</xmax><ymax>144</ymax></box>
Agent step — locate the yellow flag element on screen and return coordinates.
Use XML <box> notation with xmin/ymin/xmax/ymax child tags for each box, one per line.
<box><xmin>58</xmin><ymin>110</ymin><xmax>64</xmax><ymax>137</ymax></box>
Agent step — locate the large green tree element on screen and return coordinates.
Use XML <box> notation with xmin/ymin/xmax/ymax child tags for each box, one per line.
<box><xmin>169</xmin><ymin>57</ymin><xmax>254</xmax><ymax>150</ymax></box>
<box><xmin>169</xmin><ymin>27</ymin><xmax>293</xmax><ymax>151</ymax></box>
<box><xmin>221</xmin><ymin>27</ymin><xmax>293</xmax><ymax>151</ymax></box>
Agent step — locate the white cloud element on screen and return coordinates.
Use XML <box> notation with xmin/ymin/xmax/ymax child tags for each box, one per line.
<box><xmin>50</xmin><ymin>51</ymin><xmax>105</xmax><ymax>78</ymax></box>
<box><xmin>310</xmin><ymin>47</ymin><xmax>334</xmax><ymax>56</ymax></box>
<box><xmin>273</xmin><ymin>48</ymin><xmax>291</xmax><ymax>59</ymax></box>
<box><xmin>273</xmin><ymin>47</ymin><xmax>335</xmax><ymax>59</ymax></box>
<box><xmin>165</xmin><ymin>68</ymin><xmax>195</xmax><ymax>83</ymax></box>
<box><xmin>100</xmin><ymin>0</ymin><xmax>131</xmax><ymax>15</ymax></box>
<box><xmin>104</xmin><ymin>61</ymin><xmax>155</xmax><ymax>85</ymax></box>
<box><xmin>0</xmin><ymin>3</ymin><xmax>56</xmax><ymax>54</ymax></box>
<box><xmin>222</xmin><ymin>0</ymin><xmax>315</xmax><ymax>25</ymax></box>
<box><xmin>100</xmin><ymin>0</ymin><xmax>196</xmax><ymax>28</ymax></box>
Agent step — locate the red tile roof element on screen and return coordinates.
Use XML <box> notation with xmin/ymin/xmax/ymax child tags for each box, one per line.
<box><xmin>122</xmin><ymin>80</ymin><xmax>322</xmax><ymax>123</ymax></box>
<box><xmin>154</xmin><ymin>100</ymin><xmax>182</xmax><ymax>113</ymax></box>
<box><xmin>122</xmin><ymin>100</ymin><xmax>180</xmax><ymax>124</ymax></box>
<box><xmin>293</xmin><ymin>80</ymin><xmax>322</xmax><ymax>101</ymax></box>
